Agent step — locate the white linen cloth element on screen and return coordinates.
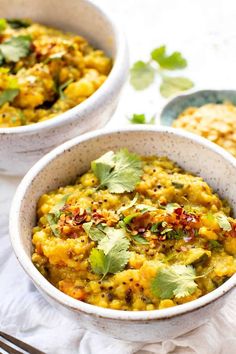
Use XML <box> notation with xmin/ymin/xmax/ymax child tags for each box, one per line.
<box><xmin>1</xmin><ymin>0</ymin><xmax>236</xmax><ymax>352</ymax></box>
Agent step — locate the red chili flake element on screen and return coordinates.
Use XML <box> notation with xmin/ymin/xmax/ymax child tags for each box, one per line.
<box><xmin>70</xmin><ymin>232</ymin><xmax>79</xmax><ymax>239</ymax></box>
<box><xmin>174</xmin><ymin>207</ymin><xmax>183</xmax><ymax>216</ymax></box>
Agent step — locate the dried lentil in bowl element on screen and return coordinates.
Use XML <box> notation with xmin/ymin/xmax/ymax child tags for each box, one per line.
<box><xmin>32</xmin><ymin>150</ymin><xmax>236</xmax><ymax>311</ymax></box>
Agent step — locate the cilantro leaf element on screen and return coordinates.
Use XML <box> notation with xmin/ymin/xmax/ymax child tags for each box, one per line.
<box><xmin>133</xmin><ymin>235</ymin><xmax>149</xmax><ymax>244</ymax></box>
<box><xmin>151</xmin><ymin>264</ymin><xmax>197</xmax><ymax>299</ymax></box>
<box><xmin>165</xmin><ymin>203</ymin><xmax>181</xmax><ymax>214</ymax></box>
<box><xmin>89</xmin><ymin>248</ymin><xmax>109</xmax><ymax>275</ymax></box>
<box><xmin>128</xmin><ymin>113</ymin><xmax>156</xmax><ymax>125</ymax></box>
<box><xmin>58</xmin><ymin>78</ymin><xmax>73</xmax><ymax>99</ymax></box>
<box><xmin>46</xmin><ymin>194</ymin><xmax>70</xmax><ymax>236</ymax></box>
<box><xmin>215</xmin><ymin>213</ymin><xmax>232</xmax><ymax>231</ymax></box>
<box><xmin>160</xmin><ymin>76</ymin><xmax>194</xmax><ymax>98</ymax></box>
<box><xmin>89</xmin><ymin>227</ymin><xmax>131</xmax><ymax>277</ymax></box>
<box><xmin>0</xmin><ymin>36</ymin><xmax>32</xmax><ymax>63</ymax></box>
<box><xmin>130</xmin><ymin>61</ymin><xmax>155</xmax><ymax>90</ymax></box>
<box><xmin>151</xmin><ymin>45</ymin><xmax>187</xmax><ymax>70</ymax></box>
<box><xmin>91</xmin><ymin>149</ymin><xmax>142</xmax><ymax>193</ymax></box>
<box><xmin>0</xmin><ymin>19</ymin><xmax>7</xmax><ymax>32</ymax></box>
<box><xmin>0</xmin><ymin>89</ymin><xmax>19</xmax><ymax>107</ymax></box>
<box><xmin>117</xmin><ymin>193</ymin><xmax>139</xmax><ymax>213</ymax></box>
<box><xmin>7</xmin><ymin>19</ymin><xmax>31</xmax><ymax>29</ymax></box>
<box><xmin>83</xmin><ymin>221</ymin><xmax>106</xmax><ymax>241</ymax></box>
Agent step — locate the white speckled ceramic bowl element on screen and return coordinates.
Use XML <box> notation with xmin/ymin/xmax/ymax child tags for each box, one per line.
<box><xmin>9</xmin><ymin>127</ymin><xmax>236</xmax><ymax>342</ymax></box>
<box><xmin>0</xmin><ymin>0</ymin><xmax>128</xmax><ymax>176</ymax></box>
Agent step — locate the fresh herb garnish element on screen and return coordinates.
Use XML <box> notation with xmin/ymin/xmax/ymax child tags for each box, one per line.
<box><xmin>171</xmin><ymin>181</ymin><xmax>184</xmax><ymax>189</ymax></box>
<box><xmin>91</xmin><ymin>149</ymin><xmax>142</xmax><ymax>193</ymax></box>
<box><xmin>83</xmin><ymin>221</ymin><xmax>106</xmax><ymax>241</ymax></box>
<box><xmin>133</xmin><ymin>234</ymin><xmax>149</xmax><ymax>244</ymax></box>
<box><xmin>0</xmin><ymin>35</ymin><xmax>32</xmax><ymax>63</ymax></box>
<box><xmin>130</xmin><ymin>61</ymin><xmax>155</xmax><ymax>90</ymax></box>
<box><xmin>130</xmin><ymin>45</ymin><xmax>194</xmax><ymax>97</ymax></box>
<box><xmin>58</xmin><ymin>79</ymin><xmax>73</xmax><ymax>99</ymax></box>
<box><xmin>165</xmin><ymin>203</ymin><xmax>181</xmax><ymax>214</ymax></box>
<box><xmin>0</xmin><ymin>19</ymin><xmax>7</xmax><ymax>32</ymax></box>
<box><xmin>209</xmin><ymin>240</ymin><xmax>222</xmax><ymax>249</ymax></box>
<box><xmin>46</xmin><ymin>194</ymin><xmax>70</xmax><ymax>236</ymax></box>
<box><xmin>128</xmin><ymin>113</ymin><xmax>156</xmax><ymax>125</ymax></box>
<box><xmin>7</xmin><ymin>19</ymin><xmax>31</xmax><ymax>29</ymax></box>
<box><xmin>215</xmin><ymin>213</ymin><xmax>232</xmax><ymax>232</ymax></box>
<box><xmin>117</xmin><ymin>193</ymin><xmax>139</xmax><ymax>213</ymax></box>
<box><xmin>123</xmin><ymin>212</ymin><xmax>140</xmax><ymax>225</ymax></box>
<box><xmin>89</xmin><ymin>227</ymin><xmax>131</xmax><ymax>277</ymax></box>
<box><xmin>0</xmin><ymin>89</ymin><xmax>19</xmax><ymax>107</ymax></box>
<box><xmin>151</xmin><ymin>264</ymin><xmax>198</xmax><ymax>299</ymax></box>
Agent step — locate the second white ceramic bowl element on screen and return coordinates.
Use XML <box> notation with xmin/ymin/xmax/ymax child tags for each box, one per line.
<box><xmin>9</xmin><ymin>127</ymin><xmax>236</xmax><ymax>342</ymax></box>
<box><xmin>0</xmin><ymin>0</ymin><xmax>128</xmax><ymax>176</ymax></box>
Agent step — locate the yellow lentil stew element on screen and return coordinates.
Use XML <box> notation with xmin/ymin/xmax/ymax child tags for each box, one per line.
<box><xmin>0</xmin><ymin>18</ymin><xmax>112</xmax><ymax>127</ymax></box>
<box><xmin>32</xmin><ymin>149</ymin><xmax>236</xmax><ymax>311</ymax></box>
<box><xmin>173</xmin><ymin>102</ymin><xmax>236</xmax><ymax>157</ymax></box>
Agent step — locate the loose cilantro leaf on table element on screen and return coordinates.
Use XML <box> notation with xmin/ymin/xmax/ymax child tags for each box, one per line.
<box><xmin>130</xmin><ymin>61</ymin><xmax>155</xmax><ymax>90</ymax></box>
<box><xmin>151</xmin><ymin>264</ymin><xmax>198</xmax><ymax>299</ymax></box>
<box><xmin>91</xmin><ymin>149</ymin><xmax>142</xmax><ymax>193</ymax></box>
<box><xmin>0</xmin><ymin>89</ymin><xmax>19</xmax><ymax>107</ymax></box>
<box><xmin>160</xmin><ymin>76</ymin><xmax>194</xmax><ymax>98</ymax></box>
<box><xmin>0</xmin><ymin>36</ymin><xmax>32</xmax><ymax>63</ymax></box>
<box><xmin>151</xmin><ymin>45</ymin><xmax>187</xmax><ymax>70</ymax></box>
<box><xmin>128</xmin><ymin>113</ymin><xmax>156</xmax><ymax>125</ymax></box>
<box><xmin>215</xmin><ymin>213</ymin><xmax>232</xmax><ymax>231</ymax></box>
<box><xmin>129</xmin><ymin>45</ymin><xmax>194</xmax><ymax>98</ymax></box>
<box><xmin>89</xmin><ymin>227</ymin><xmax>131</xmax><ymax>277</ymax></box>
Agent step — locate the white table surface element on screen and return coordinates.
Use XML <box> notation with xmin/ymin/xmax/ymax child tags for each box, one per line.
<box><xmin>1</xmin><ymin>0</ymin><xmax>236</xmax><ymax>353</ymax></box>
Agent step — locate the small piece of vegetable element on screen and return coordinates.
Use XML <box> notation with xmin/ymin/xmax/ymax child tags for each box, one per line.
<box><xmin>58</xmin><ymin>79</ymin><xmax>74</xmax><ymax>99</ymax></box>
<box><xmin>91</xmin><ymin>149</ymin><xmax>142</xmax><ymax>193</ymax></box>
<box><xmin>46</xmin><ymin>194</ymin><xmax>70</xmax><ymax>236</ymax></box>
<box><xmin>117</xmin><ymin>193</ymin><xmax>139</xmax><ymax>213</ymax></box>
<box><xmin>151</xmin><ymin>264</ymin><xmax>198</xmax><ymax>299</ymax></box>
<box><xmin>133</xmin><ymin>235</ymin><xmax>149</xmax><ymax>244</ymax></box>
<box><xmin>171</xmin><ymin>181</ymin><xmax>184</xmax><ymax>189</ymax></box>
<box><xmin>0</xmin><ymin>89</ymin><xmax>19</xmax><ymax>107</ymax></box>
<box><xmin>130</xmin><ymin>61</ymin><xmax>155</xmax><ymax>90</ymax></box>
<box><xmin>165</xmin><ymin>203</ymin><xmax>181</xmax><ymax>214</ymax></box>
<box><xmin>160</xmin><ymin>76</ymin><xmax>194</xmax><ymax>98</ymax></box>
<box><xmin>0</xmin><ymin>35</ymin><xmax>32</xmax><ymax>63</ymax></box>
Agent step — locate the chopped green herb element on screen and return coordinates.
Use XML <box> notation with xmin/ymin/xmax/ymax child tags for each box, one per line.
<box><xmin>160</xmin><ymin>76</ymin><xmax>194</xmax><ymax>98</ymax></box>
<box><xmin>171</xmin><ymin>181</ymin><xmax>184</xmax><ymax>189</ymax></box>
<box><xmin>165</xmin><ymin>203</ymin><xmax>181</xmax><ymax>214</ymax></box>
<box><xmin>0</xmin><ymin>19</ymin><xmax>7</xmax><ymax>32</ymax></box>
<box><xmin>150</xmin><ymin>222</ymin><xmax>162</xmax><ymax>233</ymax></box>
<box><xmin>7</xmin><ymin>18</ymin><xmax>31</xmax><ymax>29</ymax></box>
<box><xmin>118</xmin><ymin>193</ymin><xmax>139</xmax><ymax>213</ymax></box>
<box><xmin>133</xmin><ymin>235</ymin><xmax>149</xmax><ymax>244</ymax></box>
<box><xmin>83</xmin><ymin>221</ymin><xmax>106</xmax><ymax>241</ymax></box>
<box><xmin>58</xmin><ymin>79</ymin><xmax>73</xmax><ymax>99</ymax></box>
<box><xmin>151</xmin><ymin>264</ymin><xmax>197</xmax><ymax>299</ymax></box>
<box><xmin>130</xmin><ymin>61</ymin><xmax>155</xmax><ymax>90</ymax></box>
<box><xmin>135</xmin><ymin>204</ymin><xmax>157</xmax><ymax>213</ymax></box>
<box><xmin>123</xmin><ymin>212</ymin><xmax>140</xmax><ymax>225</ymax></box>
<box><xmin>215</xmin><ymin>213</ymin><xmax>232</xmax><ymax>232</ymax></box>
<box><xmin>91</xmin><ymin>149</ymin><xmax>142</xmax><ymax>193</ymax></box>
<box><xmin>0</xmin><ymin>89</ymin><xmax>19</xmax><ymax>107</ymax></box>
<box><xmin>151</xmin><ymin>45</ymin><xmax>187</xmax><ymax>70</ymax></box>
<box><xmin>46</xmin><ymin>194</ymin><xmax>70</xmax><ymax>236</ymax></box>
<box><xmin>0</xmin><ymin>35</ymin><xmax>32</xmax><ymax>63</ymax></box>
<box><xmin>209</xmin><ymin>240</ymin><xmax>222</xmax><ymax>249</ymax></box>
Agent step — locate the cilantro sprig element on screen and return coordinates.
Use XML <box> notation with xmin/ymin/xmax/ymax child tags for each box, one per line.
<box><xmin>130</xmin><ymin>45</ymin><xmax>194</xmax><ymax>98</ymax></box>
<box><xmin>88</xmin><ymin>227</ymin><xmax>131</xmax><ymax>277</ymax></box>
<box><xmin>151</xmin><ymin>264</ymin><xmax>198</xmax><ymax>299</ymax></box>
<box><xmin>128</xmin><ymin>113</ymin><xmax>156</xmax><ymax>125</ymax></box>
<box><xmin>91</xmin><ymin>149</ymin><xmax>142</xmax><ymax>193</ymax></box>
<box><xmin>0</xmin><ymin>35</ymin><xmax>32</xmax><ymax>64</ymax></box>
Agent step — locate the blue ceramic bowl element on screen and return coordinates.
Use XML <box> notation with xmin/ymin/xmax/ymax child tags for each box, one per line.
<box><xmin>160</xmin><ymin>89</ymin><xmax>236</xmax><ymax>126</ymax></box>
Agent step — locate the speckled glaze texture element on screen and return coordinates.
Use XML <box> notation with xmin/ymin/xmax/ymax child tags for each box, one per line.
<box><xmin>9</xmin><ymin>127</ymin><xmax>236</xmax><ymax>342</ymax></box>
<box><xmin>160</xmin><ymin>89</ymin><xmax>236</xmax><ymax>126</ymax></box>
<box><xmin>0</xmin><ymin>0</ymin><xmax>128</xmax><ymax>176</ymax></box>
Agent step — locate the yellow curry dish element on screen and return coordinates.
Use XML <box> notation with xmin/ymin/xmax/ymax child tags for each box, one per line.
<box><xmin>32</xmin><ymin>149</ymin><xmax>236</xmax><ymax>311</ymax></box>
<box><xmin>0</xmin><ymin>18</ymin><xmax>112</xmax><ymax>127</ymax></box>
<box><xmin>173</xmin><ymin>102</ymin><xmax>236</xmax><ymax>157</ymax></box>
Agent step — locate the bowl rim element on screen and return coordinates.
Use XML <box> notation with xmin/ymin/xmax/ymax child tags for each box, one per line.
<box><xmin>0</xmin><ymin>0</ymin><xmax>127</xmax><ymax>135</ymax></box>
<box><xmin>160</xmin><ymin>88</ymin><xmax>236</xmax><ymax>126</ymax></box>
<box><xmin>9</xmin><ymin>126</ymin><xmax>236</xmax><ymax>321</ymax></box>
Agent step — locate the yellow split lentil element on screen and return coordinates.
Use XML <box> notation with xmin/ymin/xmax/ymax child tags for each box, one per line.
<box><xmin>32</xmin><ymin>155</ymin><xmax>236</xmax><ymax>311</ymax></box>
<box><xmin>0</xmin><ymin>19</ymin><xmax>112</xmax><ymax>127</ymax></box>
<box><xmin>173</xmin><ymin>102</ymin><xmax>236</xmax><ymax>157</ymax></box>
